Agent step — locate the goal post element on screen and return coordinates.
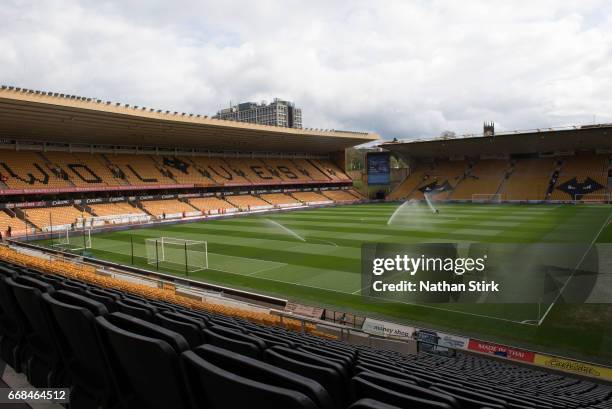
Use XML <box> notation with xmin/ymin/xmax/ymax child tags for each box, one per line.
<box><xmin>574</xmin><ymin>193</ymin><xmax>611</xmax><ymax>204</ymax></box>
<box><xmin>52</xmin><ymin>229</ymin><xmax>92</xmax><ymax>251</ymax></box>
<box><xmin>145</xmin><ymin>237</ymin><xmax>208</xmax><ymax>273</ymax></box>
<box><xmin>471</xmin><ymin>193</ymin><xmax>503</xmax><ymax>203</ymax></box>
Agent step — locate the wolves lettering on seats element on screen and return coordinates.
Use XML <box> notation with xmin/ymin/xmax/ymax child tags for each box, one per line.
<box><xmin>250</xmin><ymin>166</ymin><xmax>274</xmax><ymax>180</ymax></box>
<box><xmin>277</xmin><ymin>166</ymin><xmax>298</xmax><ymax>179</ymax></box>
<box><xmin>68</xmin><ymin>164</ymin><xmax>103</xmax><ymax>183</ymax></box>
<box><xmin>1</xmin><ymin>162</ymin><xmax>50</xmax><ymax>185</ymax></box>
<box><xmin>207</xmin><ymin>165</ymin><xmax>234</xmax><ymax>180</ymax></box>
<box><xmin>163</xmin><ymin>157</ymin><xmax>190</xmax><ymax>174</ymax></box>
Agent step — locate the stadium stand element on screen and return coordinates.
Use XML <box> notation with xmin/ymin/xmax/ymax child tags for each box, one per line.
<box><xmin>386</xmin><ymin>169</ymin><xmax>425</xmax><ymax>200</ymax></box>
<box><xmin>0</xmin><ymin>186</ymin><xmax>369</xmax><ymax>238</ymax></box>
<box><xmin>313</xmin><ymin>159</ymin><xmax>351</xmax><ymax>181</ymax></box>
<box><xmin>87</xmin><ymin>202</ymin><xmax>144</xmax><ymax>217</ymax></box>
<box><xmin>262</xmin><ymin>159</ymin><xmax>314</xmax><ymax>182</ymax></box>
<box><xmin>225</xmin><ymin>195</ymin><xmax>272</xmax><ymax>210</ymax></box>
<box><xmin>322</xmin><ymin>190</ymin><xmax>360</xmax><ymax>202</ymax></box>
<box><xmin>0</xmin><ymin>245</ymin><xmax>611</xmax><ymax>409</ymax></box>
<box><xmin>146</xmin><ymin>155</ymin><xmax>193</xmax><ymax>185</ymax></box>
<box><xmin>450</xmin><ymin>159</ymin><xmax>509</xmax><ymax>200</ymax></box>
<box><xmin>292</xmin><ymin>191</ymin><xmax>333</xmax><ymax>204</ymax></box>
<box><xmin>43</xmin><ymin>152</ymin><xmax>112</xmax><ymax>187</ymax></box>
<box><xmin>139</xmin><ymin>199</ymin><xmax>199</xmax><ymax>218</ymax></box>
<box><xmin>188</xmin><ymin>157</ymin><xmax>251</xmax><ymax>186</ymax></box>
<box><xmin>292</xmin><ymin>159</ymin><xmax>330</xmax><ymax>181</ymax></box>
<box><xmin>551</xmin><ymin>154</ymin><xmax>610</xmax><ymax>200</ymax></box>
<box><xmin>346</xmin><ymin>189</ymin><xmax>366</xmax><ymax>199</ymax></box>
<box><xmin>22</xmin><ymin>205</ymin><xmax>90</xmax><ymax>229</ymax></box>
<box><xmin>412</xmin><ymin>160</ymin><xmax>467</xmax><ymax>200</ymax></box>
<box><xmin>0</xmin><ymin>150</ymin><xmax>72</xmax><ymax>189</ymax></box>
<box><xmin>0</xmin><ymin>210</ymin><xmax>26</xmax><ymax>236</ymax></box>
<box><xmin>386</xmin><ymin>155</ymin><xmax>611</xmax><ymax>203</ymax></box>
<box><xmin>105</xmin><ymin>154</ymin><xmax>176</xmax><ymax>186</ymax></box>
<box><xmin>0</xmin><ymin>246</ymin><xmax>312</xmax><ymax>331</ymax></box>
<box><xmin>0</xmin><ymin>149</ymin><xmax>353</xmax><ymax>192</ymax></box>
<box><xmin>501</xmin><ymin>158</ymin><xmax>556</xmax><ymax>201</ymax></box>
<box><xmin>72</xmin><ymin>152</ymin><xmax>124</xmax><ymax>186</ymax></box>
<box><xmin>188</xmin><ymin>197</ymin><xmax>237</xmax><ymax>213</ymax></box>
<box><xmin>260</xmin><ymin>193</ymin><xmax>302</xmax><ymax>206</ymax></box>
<box><xmin>225</xmin><ymin>158</ymin><xmax>284</xmax><ymax>183</ymax></box>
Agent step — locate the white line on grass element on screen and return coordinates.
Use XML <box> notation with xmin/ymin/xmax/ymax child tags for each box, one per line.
<box><xmin>246</xmin><ymin>263</ymin><xmax>288</xmax><ymax>276</ymax></box>
<box><xmin>383</xmin><ymin>297</ymin><xmax>534</xmax><ymax>325</ymax></box>
<box><xmin>210</xmin><ymin>252</ymin><xmax>286</xmax><ymax>264</ymax></box>
<box><xmin>88</xmin><ymin>205</ymin><xmax>559</xmax><ymax>326</ymax></box>
<box><xmin>92</xmin><ymin>243</ymin><xmax>289</xmax><ymax>276</ymax></box>
<box><xmin>90</xmin><ymin>244</ymin><xmax>542</xmax><ymax>326</ymax></box>
<box><xmin>349</xmin><ymin>258</ymin><xmax>538</xmax><ymax>325</ymax></box>
<box><xmin>204</xmin><ymin>266</ymin><xmax>359</xmax><ymax>294</ymax></box>
<box><xmin>244</xmin><ymin>264</ymin><xmax>535</xmax><ymax>324</ymax></box>
<box><xmin>205</xmin><ymin>264</ymin><xmax>536</xmax><ymax>325</ymax></box>
<box><xmin>536</xmin><ymin>212</ymin><xmax>612</xmax><ymax>326</ymax></box>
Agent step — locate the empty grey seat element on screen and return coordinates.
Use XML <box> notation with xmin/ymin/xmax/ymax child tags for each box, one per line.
<box><xmin>95</xmin><ymin>312</ymin><xmax>192</xmax><ymax>409</ymax></box>
<box><xmin>181</xmin><ymin>349</ymin><xmax>318</xmax><ymax>409</ymax></box>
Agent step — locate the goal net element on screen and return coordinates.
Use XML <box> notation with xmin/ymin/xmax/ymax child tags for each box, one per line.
<box><xmin>574</xmin><ymin>193</ymin><xmax>611</xmax><ymax>204</ymax></box>
<box><xmin>471</xmin><ymin>193</ymin><xmax>502</xmax><ymax>203</ymax></box>
<box><xmin>145</xmin><ymin>237</ymin><xmax>208</xmax><ymax>273</ymax></box>
<box><xmin>52</xmin><ymin>229</ymin><xmax>92</xmax><ymax>251</ymax></box>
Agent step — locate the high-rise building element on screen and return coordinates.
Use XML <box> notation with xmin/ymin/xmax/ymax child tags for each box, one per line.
<box><xmin>213</xmin><ymin>98</ymin><xmax>302</xmax><ymax>128</ymax></box>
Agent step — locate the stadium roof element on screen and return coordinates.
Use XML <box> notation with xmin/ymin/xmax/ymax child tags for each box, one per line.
<box><xmin>381</xmin><ymin>124</ymin><xmax>612</xmax><ymax>159</ymax></box>
<box><xmin>0</xmin><ymin>86</ymin><xmax>379</xmax><ymax>154</ymax></box>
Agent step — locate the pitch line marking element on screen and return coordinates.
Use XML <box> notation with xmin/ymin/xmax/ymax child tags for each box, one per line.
<box><xmin>219</xmin><ymin>265</ymin><xmax>536</xmax><ymax>326</ymax></box>
<box><xmin>209</xmin><ymin>252</ymin><xmax>287</xmax><ymax>265</ymax></box>
<box><xmin>349</xmin><ymin>268</ymin><xmax>537</xmax><ymax>325</ymax></box>
<box><xmin>97</xmin><ymin>241</ymin><xmax>540</xmax><ymax>325</ymax></box>
<box><xmin>246</xmin><ymin>263</ymin><xmax>288</xmax><ymax>276</ymax></box>
<box><xmin>536</xmin><ymin>212</ymin><xmax>612</xmax><ymax>326</ymax></box>
<box><xmin>203</xmin><ymin>266</ymin><xmax>358</xmax><ymax>294</ymax></box>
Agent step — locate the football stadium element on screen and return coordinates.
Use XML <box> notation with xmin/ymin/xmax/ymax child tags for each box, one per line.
<box><xmin>0</xmin><ymin>83</ymin><xmax>611</xmax><ymax>408</ymax></box>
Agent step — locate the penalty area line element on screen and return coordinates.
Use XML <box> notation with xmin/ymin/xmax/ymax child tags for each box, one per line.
<box><xmin>246</xmin><ymin>263</ymin><xmax>288</xmax><ymax>276</ymax></box>
<box><xmin>536</xmin><ymin>212</ymin><xmax>612</xmax><ymax>326</ymax></box>
<box><xmin>93</xmin><ymin>244</ymin><xmax>536</xmax><ymax>326</ymax></box>
<box><xmin>203</xmin><ymin>266</ymin><xmax>357</xmax><ymax>294</ymax></box>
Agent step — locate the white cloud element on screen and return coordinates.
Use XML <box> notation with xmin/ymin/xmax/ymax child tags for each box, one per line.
<box><xmin>1</xmin><ymin>0</ymin><xmax>611</xmax><ymax>139</ymax></box>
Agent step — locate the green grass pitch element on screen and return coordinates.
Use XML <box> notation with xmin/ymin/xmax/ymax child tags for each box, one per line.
<box><xmin>38</xmin><ymin>203</ymin><xmax>612</xmax><ymax>363</ymax></box>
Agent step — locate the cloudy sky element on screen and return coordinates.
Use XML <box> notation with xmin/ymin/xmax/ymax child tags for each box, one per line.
<box><xmin>2</xmin><ymin>0</ymin><xmax>612</xmax><ymax>139</ymax></box>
